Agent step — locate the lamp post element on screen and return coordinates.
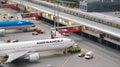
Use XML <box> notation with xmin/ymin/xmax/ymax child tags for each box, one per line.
<box><xmin>51</xmin><ymin>0</ymin><xmax>60</xmax><ymax>38</ymax></box>
<box><xmin>53</xmin><ymin>1</ymin><xmax>60</xmax><ymax>29</ymax></box>
<box><xmin>57</xmin><ymin>1</ymin><xmax>60</xmax><ymax>27</ymax></box>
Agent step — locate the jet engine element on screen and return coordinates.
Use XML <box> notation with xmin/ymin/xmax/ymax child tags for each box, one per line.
<box><xmin>28</xmin><ymin>53</ymin><xmax>40</xmax><ymax>62</ymax></box>
<box><xmin>23</xmin><ymin>26</ymin><xmax>38</xmax><ymax>32</ymax></box>
<box><xmin>0</xmin><ymin>29</ymin><xmax>5</xmax><ymax>36</ymax></box>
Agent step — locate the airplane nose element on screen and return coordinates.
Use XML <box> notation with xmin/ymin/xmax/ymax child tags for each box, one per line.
<box><xmin>68</xmin><ymin>39</ymin><xmax>75</xmax><ymax>45</ymax></box>
<box><xmin>65</xmin><ymin>38</ymin><xmax>75</xmax><ymax>45</ymax></box>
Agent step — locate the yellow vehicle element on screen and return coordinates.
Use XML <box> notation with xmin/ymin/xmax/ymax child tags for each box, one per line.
<box><xmin>63</xmin><ymin>46</ymin><xmax>81</xmax><ymax>54</ymax></box>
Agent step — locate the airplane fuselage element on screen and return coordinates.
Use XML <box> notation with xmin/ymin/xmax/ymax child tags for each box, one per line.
<box><xmin>0</xmin><ymin>38</ymin><xmax>74</xmax><ymax>56</ymax></box>
<box><xmin>0</xmin><ymin>19</ymin><xmax>34</xmax><ymax>30</ymax></box>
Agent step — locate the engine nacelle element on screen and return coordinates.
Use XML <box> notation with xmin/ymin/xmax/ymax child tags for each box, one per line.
<box><xmin>0</xmin><ymin>29</ymin><xmax>5</xmax><ymax>36</ymax></box>
<box><xmin>23</xmin><ymin>26</ymin><xmax>38</xmax><ymax>32</ymax></box>
<box><xmin>28</xmin><ymin>53</ymin><xmax>40</xmax><ymax>62</ymax></box>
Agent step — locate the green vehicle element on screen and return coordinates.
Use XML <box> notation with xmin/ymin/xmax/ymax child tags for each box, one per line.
<box><xmin>63</xmin><ymin>46</ymin><xmax>81</xmax><ymax>54</ymax></box>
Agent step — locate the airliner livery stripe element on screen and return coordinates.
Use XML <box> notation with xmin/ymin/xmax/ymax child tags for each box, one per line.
<box><xmin>0</xmin><ymin>20</ymin><xmax>34</xmax><ymax>27</ymax></box>
<box><xmin>36</xmin><ymin>39</ymin><xmax>63</xmax><ymax>44</ymax></box>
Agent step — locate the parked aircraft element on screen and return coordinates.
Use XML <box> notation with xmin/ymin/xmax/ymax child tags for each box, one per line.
<box><xmin>0</xmin><ymin>38</ymin><xmax>75</xmax><ymax>63</ymax></box>
<box><xmin>0</xmin><ymin>19</ymin><xmax>36</xmax><ymax>36</ymax></box>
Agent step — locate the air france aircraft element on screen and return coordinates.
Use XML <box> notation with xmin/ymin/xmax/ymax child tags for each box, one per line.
<box><xmin>0</xmin><ymin>19</ymin><xmax>35</xmax><ymax>36</ymax></box>
<box><xmin>0</xmin><ymin>38</ymin><xmax>75</xmax><ymax>63</ymax></box>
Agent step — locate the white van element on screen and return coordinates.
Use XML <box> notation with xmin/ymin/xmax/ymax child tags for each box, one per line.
<box><xmin>85</xmin><ymin>51</ymin><xmax>94</xmax><ymax>59</ymax></box>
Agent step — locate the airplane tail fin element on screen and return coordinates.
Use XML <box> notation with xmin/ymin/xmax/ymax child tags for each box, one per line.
<box><xmin>50</xmin><ymin>30</ymin><xmax>65</xmax><ymax>39</ymax></box>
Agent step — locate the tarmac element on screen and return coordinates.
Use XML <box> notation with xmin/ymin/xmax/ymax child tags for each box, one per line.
<box><xmin>0</xmin><ymin>8</ymin><xmax>120</xmax><ymax>67</ymax></box>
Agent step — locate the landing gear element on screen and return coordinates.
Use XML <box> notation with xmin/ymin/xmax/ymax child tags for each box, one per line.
<box><xmin>63</xmin><ymin>50</ymin><xmax>67</xmax><ymax>54</ymax></box>
<box><xmin>0</xmin><ymin>62</ymin><xmax>4</xmax><ymax>67</ymax></box>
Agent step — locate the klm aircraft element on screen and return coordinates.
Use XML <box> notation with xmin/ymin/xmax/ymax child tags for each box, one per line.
<box><xmin>0</xmin><ymin>19</ymin><xmax>35</xmax><ymax>36</ymax></box>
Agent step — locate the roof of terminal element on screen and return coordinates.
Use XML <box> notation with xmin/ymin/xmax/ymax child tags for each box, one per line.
<box><xmin>60</xmin><ymin>0</ymin><xmax>120</xmax><ymax>2</ymax></box>
<box><xmin>13</xmin><ymin>0</ymin><xmax>120</xmax><ymax>38</ymax></box>
<box><xmin>88</xmin><ymin>12</ymin><xmax>120</xmax><ymax>24</ymax></box>
<box><xmin>60</xmin><ymin>0</ymin><xmax>100</xmax><ymax>2</ymax></box>
<box><xmin>80</xmin><ymin>0</ymin><xmax>100</xmax><ymax>2</ymax></box>
<box><xmin>100</xmin><ymin>11</ymin><xmax>120</xmax><ymax>18</ymax></box>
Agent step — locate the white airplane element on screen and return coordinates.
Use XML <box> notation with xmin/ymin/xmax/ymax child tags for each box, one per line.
<box><xmin>0</xmin><ymin>38</ymin><xmax>75</xmax><ymax>63</ymax></box>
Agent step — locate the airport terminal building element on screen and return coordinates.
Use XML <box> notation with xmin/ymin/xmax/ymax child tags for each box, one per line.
<box><xmin>10</xmin><ymin>0</ymin><xmax>120</xmax><ymax>51</ymax></box>
<box><xmin>79</xmin><ymin>0</ymin><xmax>120</xmax><ymax>12</ymax></box>
<box><xmin>59</xmin><ymin>0</ymin><xmax>120</xmax><ymax>12</ymax></box>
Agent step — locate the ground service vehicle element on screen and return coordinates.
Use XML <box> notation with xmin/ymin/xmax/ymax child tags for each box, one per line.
<box><xmin>85</xmin><ymin>51</ymin><xmax>94</xmax><ymax>59</ymax></box>
<box><xmin>78</xmin><ymin>52</ymin><xmax>85</xmax><ymax>57</ymax></box>
<box><xmin>32</xmin><ymin>32</ymin><xmax>39</xmax><ymax>35</ymax></box>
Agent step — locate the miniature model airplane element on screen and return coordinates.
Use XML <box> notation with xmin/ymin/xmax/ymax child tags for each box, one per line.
<box><xmin>0</xmin><ymin>19</ymin><xmax>36</xmax><ymax>36</ymax></box>
<box><xmin>0</xmin><ymin>38</ymin><xmax>75</xmax><ymax>63</ymax></box>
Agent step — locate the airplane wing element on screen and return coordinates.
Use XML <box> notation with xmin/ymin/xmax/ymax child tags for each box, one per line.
<box><xmin>6</xmin><ymin>50</ymin><xmax>29</xmax><ymax>63</ymax></box>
